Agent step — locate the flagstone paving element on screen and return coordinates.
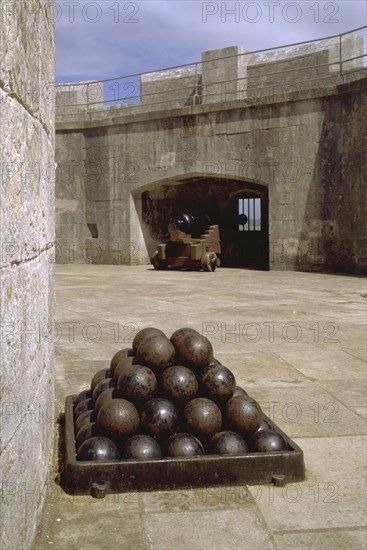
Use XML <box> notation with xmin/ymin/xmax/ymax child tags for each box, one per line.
<box><xmin>33</xmin><ymin>265</ymin><xmax>366</xmax><ymax>550</ymax></box>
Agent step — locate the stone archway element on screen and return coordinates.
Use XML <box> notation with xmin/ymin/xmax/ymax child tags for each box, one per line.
<box><xmin>136</xmin><ymin>175</ymin><xmax>270</xmax><ymax>268</ymax></box>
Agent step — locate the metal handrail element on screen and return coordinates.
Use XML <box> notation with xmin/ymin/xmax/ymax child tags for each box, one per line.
<box><xmin>58</xmin><ymin>53</ymin><xmax>366</xmax><ymax>109</ymax></box>
<box><xmin>58</xmin><ymin>66</ymin><xmax>366</xmax><ymax>117</ymax></box>
<box><xmin>56</xmin><ymin>26</ymin><xmax>367</xmax><ymax>111</ymax></box>
<box><xmin>56</xmin><ymin>25</ymin><xmax>366</xmax><ymax>88</ymax></box>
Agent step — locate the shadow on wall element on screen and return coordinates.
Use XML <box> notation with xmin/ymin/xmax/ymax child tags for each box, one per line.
<box><xmin>302</xmin><ymin>80</ymin><xmax>367</xmax><ymax>275</ymax></box>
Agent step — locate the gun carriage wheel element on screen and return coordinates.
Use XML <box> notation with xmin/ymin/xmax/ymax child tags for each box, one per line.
<box><xmin>151</xmin><ymin>251</ymin><xmax>160</xmax><ymax>270</ymax></box>
<box><xmin>150</xmin><ymin>213</ymin><xmax>221</xmax><ymax>272</ymax></box>
<box><xmin>201</xmin><ymin>252</ymin><xmax>219</xmax><ymax>272</ymax></box>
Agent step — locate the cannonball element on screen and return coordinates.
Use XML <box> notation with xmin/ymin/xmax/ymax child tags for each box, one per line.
<box><xmin>91</xmin><ymin>368</ymin><xmax>113</xmax><ymax>391</ymax></box>
<box><xmin>124</xmin><ymin>435</ymin><xmax>162</xmax><ymax>460</ymax></box>
<box><xmin>110</xmin><ymin>348</ymin><xmax>134</xmax><ymax>373</ymax></box>
<box><xmin>95</xmin><ymin>387</ymin><xmax>120</xmax><ymax>413</ymax></box>
<box><xmin>75</xmin><ymin>422</ymin><xmax>105</xmax><ymax>450</ymax></box>
<box><xmin>117</xmin><ymin>365</ymin><xmax>157</xmax><ymax>404</ymax></box>
<box><xmin>97</xmin><ymin>399</ymin><xmax>140</xmax><ymax>437</ymax></box>
<box><xmin>199</xmin><ymin>364</ymin><xmax>236</xmax><ymax>404</ymax></box>
<box><xmin>170</xmin><ymin>327</ymin><xmax>200</xmax><ymax>348</ymax></box>
<box><xmin>161</xmin><ymin>365</ymin><xmax>198</xmax><ymax>404</ymax></box>
<box><xmin>74</xmin><ymin>398</ymin><xmax>94</xmax><ymax>420</ymax></box>
<box><xmin>183</xmin><ymin>398</ymin><xmax>222</xmax><ymax>438</ymax></box>
<box><xmin>77</xmin><ymin>436</ymin><xmax>120</xmax><ymax>461</ymax></box>
<box><xmin>74</xmin><ymin>409</ymin><xmax>97</xmax><ymax>434</ymax></box>
<box><xmin>132</xmin><ymin>327</ymin><xmax>166</xmax><ymax>354</ymax></box>
<box><xmin>251</xmin><ymin>429</ymin><xmax>288</xmax><ymax>452</ymax></box>
<box><xmin>208</xmin><ymin>358</ymin><xmax>222</xmax><ymax>367</ymax></box>
<box><xmin>233</xmin><ymin>386</ymin><xmax>248</xmax><ymax>398</ymax></box>
<box><xmin>255</xmin><ymin>419</ymin><xmax>270</xmax><ymax>433</ymax></box>
<box><xmin>114</xmin><ymin>356</ymin><xmax>138</xmax><ymax>381</ymax></box>
<box><xmin>210</xmin><ymin>431</ymin><xmax>248</xmax><ymax>456</ymax></box>
<box><xmin>74</xmin><ymin>389</ymin><xmax>92</xmax><ymax>407</ymax></box>
<box><xmin>136</xmin><ymin>335</ymin><xmax>175</xmax><ymax>372</ymax></box>
<box><xmin>225</xmin><ymin>395</ymin><xmax>262</xmax><ymax>433</ymax></box>
<box><xmin>171</xmin><ymin>328</ymin><xmax>213</xmax><ymax>370</ymax></box>
<box><xmin>167</xmin><ymin>433</ymin><xmax>205</xmax><ymax>457</ymax></box>
<box><xmin>141</xmin><ymin>398</ymin><xmax>179</xmax><ymax>439</ymax></box>
<box><xmin>92</xmin><ymin>377</ymin><xmax>116</xmax><ymax>402</ymax></box>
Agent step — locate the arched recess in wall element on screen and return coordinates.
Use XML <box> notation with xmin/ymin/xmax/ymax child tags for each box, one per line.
<box><xmin>136</xmin><ymin>175</ymin><xmax>269</xmax><ymax>270</ymax></box>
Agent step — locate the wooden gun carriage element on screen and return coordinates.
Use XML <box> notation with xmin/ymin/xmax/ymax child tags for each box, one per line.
<box><xmin>151</xmin><ymin>214</ymin><xmax>221</xmax><ymax>272</ymax></box>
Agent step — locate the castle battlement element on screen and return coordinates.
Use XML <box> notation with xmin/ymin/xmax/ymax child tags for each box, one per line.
<box><xmin>56</xmin><ymin>28</ymin><xmax>366</xmax><ymax>119</ymax></box>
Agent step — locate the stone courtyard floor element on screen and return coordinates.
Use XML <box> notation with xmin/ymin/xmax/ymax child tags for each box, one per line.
<box><xmin>33</xmin><ymin>265</ymin><xmax>367</xmax><ymax>550</ymax></box>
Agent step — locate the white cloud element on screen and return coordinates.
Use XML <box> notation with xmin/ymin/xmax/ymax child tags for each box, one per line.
<box><xmin>55</xmin><ymin>0</ymin><xmax>367</xmax><ymax>82</ymax></box>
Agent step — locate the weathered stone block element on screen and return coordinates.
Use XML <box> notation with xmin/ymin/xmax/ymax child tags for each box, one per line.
<box><xmin>0</xmin><ymin>2</ymin><xmax>55</xmax><ymax>548</ymax></box>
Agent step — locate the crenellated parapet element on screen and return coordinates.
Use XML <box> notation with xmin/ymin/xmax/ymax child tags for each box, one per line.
<box><xmin>56</xmin><ymin>28</ymin><xmax>366</xmax><ymax>120</ymax></box>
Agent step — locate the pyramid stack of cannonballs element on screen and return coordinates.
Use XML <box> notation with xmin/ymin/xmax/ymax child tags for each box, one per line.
<box><xmin>73</xmin><ymin>327</ymin><xmax>288</xmax><ymax>462</ymax></box>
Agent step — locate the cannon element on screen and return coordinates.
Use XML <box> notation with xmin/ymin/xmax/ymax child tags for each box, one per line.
<box><xmin>151</xmin><ymin>213</ymin><xmax>221</xmax><ymax>271</ymax></box>
<box><xmin>175</xmin><ymin>213</ymin><xmax>211</xmax><ymax>238</ymax></box>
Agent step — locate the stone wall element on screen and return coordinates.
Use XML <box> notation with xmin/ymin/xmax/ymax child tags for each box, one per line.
<box><xmin>141</xmin><ymin>67</ymin><xmax>199</xmax><ymax>110</ymax></box>
<box><xmin>56</xmin><ymin>80</ymin><xmax>104</xmax><ymax>116</ymax></box>
<box><xmin>99</xmin><ymin>36</ymin><xmax>365</xmax><ymax>111</ymax></box>
<box><xmin>55</xmin><ymin>71</ymin><xmax>366</xmax><ymax>274</ymax></box>
<box><xmin>0</xmin><ymin>1</ymin><xmax>55</xmax><ymax>548</ymax></box>
<box><xmin>202</xmin><ymin>46</ymin><xmax>248</xmax><ymax>103</ymax></box>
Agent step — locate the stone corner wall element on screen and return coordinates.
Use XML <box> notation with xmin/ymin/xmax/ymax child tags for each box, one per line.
<box><xmin>0</xmin><ymin>1</ymin><xmax>55</xmax><ymax>549</ymax></box>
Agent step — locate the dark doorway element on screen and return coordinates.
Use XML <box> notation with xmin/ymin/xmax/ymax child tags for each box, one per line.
<box><xmin>231</xmin><ymin>189</ymin><xmax>269</xmax><ymax>270</ymax></box>
<box><xmin>141</xmin><ymin>177</ymin><xmax>269</xmax><ymax>270</ymax></box>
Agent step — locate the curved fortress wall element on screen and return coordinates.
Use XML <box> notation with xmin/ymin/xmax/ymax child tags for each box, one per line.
<box><xmin>0</xmin><ymin>2</ymin><xmax>55</xmax><ymax>548</ymax></box>
<box><xmin>55</xmin><ymin>41</ymin><xmax>366</xmax><ymax>274</ymax></box>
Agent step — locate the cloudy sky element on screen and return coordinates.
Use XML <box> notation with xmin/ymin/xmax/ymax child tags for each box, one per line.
<box><xmin>55</xmin><ymin>0</ymin><xmax>366</xmax><ymax>83</ymax></box>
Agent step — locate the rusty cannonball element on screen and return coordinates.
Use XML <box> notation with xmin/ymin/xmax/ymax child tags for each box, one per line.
<box><xmin>97</xmin><ymin>398</ymin><xmax>140</xmax><ymax>438</ymax></box>
<box><xmin>183</xmin><ymin>398</ymin><xmax>222</xmax><ymax>438</ymax></box>
<box><xmin>77</xmin><ymin>436</ymin><xmax>121</xmax><ymax>462</ymax></box>
<box><xmin>208</xmin><ymin>358</ymin><xmax>222</xmax><ymax>367</ymax></box>
<box><xmin>225</xmin><ymin>395</ymin><xmax>263</xmax><ymax>433</ymax></box>
<box><xmin>210</xmin><ymin>431</ymin><xmax>248</xmax><ymax>456</ymax></box>
<box><xmin>167</xmin><ymin>433</ymin><xmax>205</xmax><ymax>457</ymax></box>
<box><xmin>114</xmin><ymin>356</ymin><xmax>139</xmax><ymax>382</ymax></box>
<box><xmin>75</xmin><ymin>422</ymin><xmax>106</xmax><ymax>450</ymax></box>
<box><xmin>161</xmin><ymin>365</ymin><xmax>198</xmax><ymax>405</ymax></box>
<box><xmin>110</xmin><ymin>348</ymin><xmax>134</xmax><ymax>374</ymax></box>
<box><xmin>74</xmin><ymin>398</ymin><xmax>95</xmax><ymax>420</ymax></box>
<box><xmin>251</xmin><ymin>429</ymin><xmax>287</xmax><ymax>452</ymax></box>
<box><xmin>199</xmin><ymin>364</ymin><xmax>236</xmax><ymax>404</ymax></box>
<box><xmin>132</xmin><ymin>327</ymin><xmax>166</xmax><ymax>354</ymax></box>
<box><xmin>171</xmin><ymin>328</ymin><xmax>213</xmax><ymax>370</ymax></box>
<box><xmin>74</xmin><ymin>409</ymin><xmax>97</xmax><ymax>434</ymax></box>
<box><xmin>123</xmin><ymin>435</ymin><xmax>163</xmax><ymax>460</ymax></box>
<box><xmin>170</xmin><ymin>327</ymin><xmax>200</xmax><ymax>347</ymax></box>
<box><xmin>95</xmin><ymin>387</ymin><xmax>120</xmax><ymax>413</ymax></box>
<box><xmin>74</xmin><ymin>389</ymin><xmax>92</xmax><ymax>407</ymax></box>
<box><xmin>92</xmin><ymin>377</ymin><xmax>116</xmax><ymax>402</ymax></box>
<box><xmin>255</xmin><ymin>418</ymin><xmax>270</xmax><ymax>433</ymax></box>
<box><xmin>117</xmin><ymin>365</ymin><xmax>157</xmax><ymax>404</ymax></box>
<box><xmin>136</xmin><ymin>335</ymin><xmax>175</xmax><ymax>372</ymax></box>
<box><xmin>91</xmin><ymin>368</ymin><xmax>113</xmax><ymax>391</ymax></box>
<box><xmin>233</xmin><ymin>386</ymin><xmax>248</xmax><ymax>398</ymax></box>
<box><xmin>141</xmin><ymin>398</ymin><xmax>179</xmax><ymax>439</ymax></box>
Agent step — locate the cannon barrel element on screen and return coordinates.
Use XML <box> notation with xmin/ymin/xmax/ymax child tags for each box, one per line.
<box><xmin>174</xmin><ymin>213</ymin><xmax>211</xmax><ymax>237</ymax></box>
